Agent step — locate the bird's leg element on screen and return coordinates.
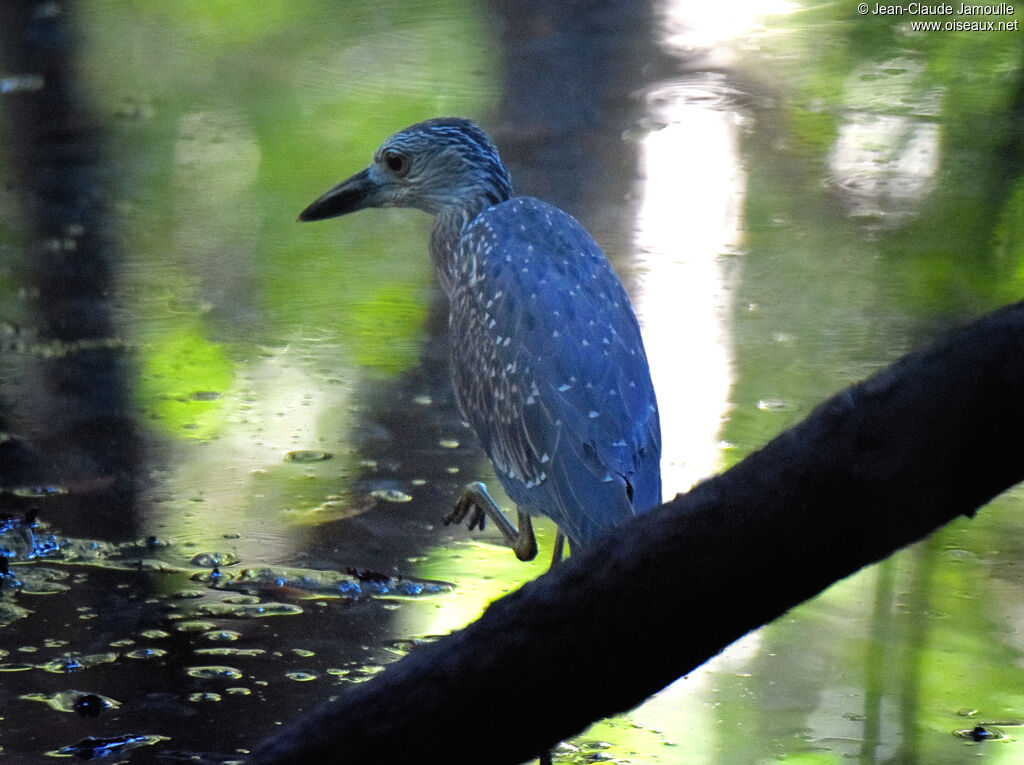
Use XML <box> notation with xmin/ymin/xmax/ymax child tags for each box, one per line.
<box><xmin>549</xmin><ymin>530</ymin><xmax>566</xmax><ymax>569</ymax></box>
<box><xmin>444</xmin><ymin>481</ymin><xmax>538</xmax><ymax>562</ymax></box>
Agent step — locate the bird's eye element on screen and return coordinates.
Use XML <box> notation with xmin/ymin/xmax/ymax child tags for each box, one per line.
<box><xmin>382</xmin><ymin>150</ymin><xmax>409</xmax><ymax>177</ymax></box>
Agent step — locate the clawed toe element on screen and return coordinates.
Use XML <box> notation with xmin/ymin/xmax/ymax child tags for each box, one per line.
<box><xmin>445</xmin><ymin>482</ymin><xmax>537</xmax><ymax>562</ymax></box>
<box><xmin>444</xmin><ymin>496</ymin><xmax>486</xmax><ymax>531</ymax></box>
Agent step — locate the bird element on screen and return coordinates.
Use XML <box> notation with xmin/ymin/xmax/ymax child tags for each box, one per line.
<box><xmin>299</xmin><ymin>117</ymin><xmax>661</xmax><ymax>565</ymax></box>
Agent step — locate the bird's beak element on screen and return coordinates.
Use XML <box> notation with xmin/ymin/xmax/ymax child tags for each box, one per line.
<box><xmin>297</xmin><ymin>167</ymin><xmax>376</xmax><ymax>222</ymax></box>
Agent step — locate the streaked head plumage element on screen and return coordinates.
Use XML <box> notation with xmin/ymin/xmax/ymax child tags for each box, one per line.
<box><xmin>299</xmin><ymin>117</ymin><xmax>512</xmax><ymax>221</ymax></box>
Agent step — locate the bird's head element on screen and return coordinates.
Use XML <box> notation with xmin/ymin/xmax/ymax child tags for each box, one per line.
<box><xmin>299</xmin><ymin>117</ymin><xmax>513</xmax><ymax>222</ymax></box>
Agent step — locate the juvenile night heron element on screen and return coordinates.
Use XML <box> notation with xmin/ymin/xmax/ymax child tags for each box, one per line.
<box><xmin>300</xmin><ymin>117</ymin><xmax>661</xmax><ymax>564</ymax></box>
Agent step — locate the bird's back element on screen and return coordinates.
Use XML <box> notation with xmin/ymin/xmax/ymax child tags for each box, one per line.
<box><xmin>447</xmin><ymin>197</ymin><xmax>661</xmax><ymax>550</ymax></box>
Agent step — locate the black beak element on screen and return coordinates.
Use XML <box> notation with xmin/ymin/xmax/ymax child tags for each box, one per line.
<box><xmin>298</xmin><ymin>167</ymin><xmax>375</xmax><ymax>222</ymax></box>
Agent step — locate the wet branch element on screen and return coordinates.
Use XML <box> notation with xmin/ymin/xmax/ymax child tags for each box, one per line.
<box><xmin>252</xmin><ymin>300</ymin><xmax>1024</xmax><ymax>765</ymax></box>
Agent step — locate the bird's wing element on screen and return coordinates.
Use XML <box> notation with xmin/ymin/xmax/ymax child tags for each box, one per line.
<box><xmin>448</xmin><ymin>197</ymin><xmax>661</xmax><ymax>547</ymax></box>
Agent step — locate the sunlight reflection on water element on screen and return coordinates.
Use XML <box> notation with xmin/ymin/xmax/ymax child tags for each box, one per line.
<box><xmin>635</xmin><ymin>78</ymin><xmax>745</xmax><ymax>496</ymax></box>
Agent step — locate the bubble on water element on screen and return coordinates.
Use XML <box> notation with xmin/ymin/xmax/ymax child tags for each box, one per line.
<box><xmin>202</xmin><ymin>629</ymin><xmax>241</xmax><ymax>642</ymax></box>
<box><xmin>371</xmin><ymin>488</ymin><xmax>412</xmax><ymax>503</ymax></box>
<box><xmin>188</xmin><ymin>691</ymin><xmax>223</xmax><ymax>703</ymax></box>
<box><xmin>191</xmin><ymin>551</ymin><xmax>239</xmax><ymax>567</ymax></box>
<box><xmin>222</xmin><ymin>594</ymin><xmax>260</xmax><ymax>604</ymax></box>
<box><xmin>953</xmin><ymin>725</ymin><xmax>1005</xmax><ymax>741</ymax></box>
<box><xmin>73</xmin><ymin>693</ymin><xmax>115</xmax><ymax>718</ymax></box>
<box><xmin>0</xmin><ymin>601</ymin><xmax>31</xmax><ymax>628</ymax></box>
<box><xmin>21</xmin><ymin>689</ymin><xmax>120</xmax><ymax>716</ymax></box>
<box><xmin>194</xmin><ymin>647</ymin><xmax>266</xmax><ymax>658</ymax></box>
<box><xmin>175</xmin><ymin>620</ymin><xmax>218</xmax><ymax>633</ymax></box>
<box><xmin>0</xmin><ymin>662</ymin><xmax>35</xmax><ymax>672</ymax></box>
<box><xmin>230</xmin><ymin>602</ymin><xmax>304</xmax><ymax>618</ymax></box>
<box><xmin>16</xmin><ymin>567</ymin><xmax>71</xmax><ymax>595</ymax></box>
<box><xmin>125</xmin><ymin>647</ymin><xmax>168</xmax><ymax>660</ymax></box>
<box><xmin>185</xmin><ymin>665</ymin><xmax>243</xmax><ymax>681</ymax></box>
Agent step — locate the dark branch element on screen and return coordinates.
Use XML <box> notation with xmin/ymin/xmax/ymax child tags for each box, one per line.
<box><xmin>252</xmin><ymin>300</ymin><xmax>1024</xmax><ymax>765</ymax></box>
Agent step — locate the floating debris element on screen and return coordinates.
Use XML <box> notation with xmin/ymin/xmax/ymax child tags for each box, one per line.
<box><xmin>49</xmin><ymin>734</ymin><xmax>168</xmax><ymax>759</ymax></box>
<box><xmin>37</xmin><ymin>652</ymin><xmax>118</xmax><ymax>674</ymax></box>
<box><xmin>0</xmin><ymin>511</ymin><xmax>63</xmax><ymax>561</ymax></box>
<box><xmin>190</xmin><ymin>390</ymin><xmax>222</xmax><ymax>401</ymax></box>
<box><xmin>0</xmin><ymin>515</ymin><xmax>179</xmax><ymax>573</ymax></box>
<box><xmin>384</xmin><ymin>636</ymin><xmax>440</xmax><ymax>658</ymax></box>
<box><xmin>199</xmin><ymin>565</ymin><xmax>453</xmax><ymax>600</ymax></box>
<box><xmin>347</xmin><ymin>567</ymin><xmax>390</xmax><ymax>583</ymax></box>
<box><xmin>195</xmin><ymin>601</ymin><xmax>304</xmax><ymax>619</ymax></box>
<box><xmin>285</xmin><ymin>450</ymin><xmax>332</xmax><ymax>462</ymax></box>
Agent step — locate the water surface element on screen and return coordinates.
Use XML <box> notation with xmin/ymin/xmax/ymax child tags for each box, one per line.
<box><xmin>0</xmin><ymin>1</ymin><xmax>1022</xmax><ymax>763</ymax></box>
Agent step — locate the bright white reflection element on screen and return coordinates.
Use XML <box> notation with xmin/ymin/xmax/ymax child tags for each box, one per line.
<box><xmin>828</xmin><ymin>60</ymin><xmax>942</xmax><ymax>224</ymax></box>
<box><xmin>626</xmin><ymin>12</ymin><xmax>751</xmax><ymax>760</ymax></box>
<box><xmin>659</xmin><ymin>0</ymin><xmax>796</xmax><ymax>53</ymax></box>
<box><xmin>831</xmin><ymin>117</ymin><xmax>939</xmax><ymax>210</ymax></box>
<box><xmin>634</xmin><ymin>86</ymin><xmax>745</xmax><ymax>498</ymax></box>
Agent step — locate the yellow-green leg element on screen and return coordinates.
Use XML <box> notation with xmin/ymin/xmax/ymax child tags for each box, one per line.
<box><xmin>444</xmin><ymin>481</ymin><xmax>538</xmax><ymax>562</ymax></box>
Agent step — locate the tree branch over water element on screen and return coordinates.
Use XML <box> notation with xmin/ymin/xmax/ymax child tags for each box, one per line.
<box><xmin>253</xmin><ymin>300</ymin><xmax>1024</xmax><ymax>765</ymax></box>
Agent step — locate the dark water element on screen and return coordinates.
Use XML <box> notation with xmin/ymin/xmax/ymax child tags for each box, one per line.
<box><xmin>0</xmin><ymin>1</ymin><xmax>1022</xmax><ymax>762</ymax></box>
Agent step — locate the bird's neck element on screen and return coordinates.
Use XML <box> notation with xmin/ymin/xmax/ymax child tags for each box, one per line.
<box><xmin>429</xmin><ymin>202</ymin><xmax>486</xmax><ymax>297</ymax></box>
<box><xmin>428</xmin><ymin>166</ymin><xmax>513</xmax><ymax>295</ymax></box>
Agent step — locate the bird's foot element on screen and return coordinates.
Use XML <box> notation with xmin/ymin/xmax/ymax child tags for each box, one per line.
<box><xmin>444</xmin><ymin>482</ymin><xmax>538</xmax><ymax>562</ymax></box>
<box><xmin>444</xmin><ymin>483</ymin><xmax>488</xmax><ymax>531</ymax></box>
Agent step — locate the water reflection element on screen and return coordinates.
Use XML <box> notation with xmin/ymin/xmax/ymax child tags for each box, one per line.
<box><xmin>635</xmin><ymin>76</ymin><xmax>744</xmax><ymax>494</ymax></box>
<box><xmin>0</xmin><ymin>1</ymin><xmax>142</xmax><ymax>546</ymax></box>
<box><xmin>828</xmin><ymin>58</ymin><xmax>942</xmax><ymax>228</ymax></box>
